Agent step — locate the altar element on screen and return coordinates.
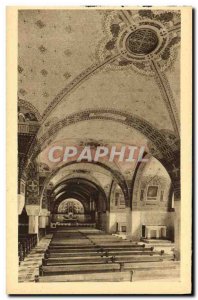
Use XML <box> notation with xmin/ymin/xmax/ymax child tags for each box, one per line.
<box><xmin>142</xmin><ymin>225</ymin><xmax>167</xmax><ymax>239</ymax></box>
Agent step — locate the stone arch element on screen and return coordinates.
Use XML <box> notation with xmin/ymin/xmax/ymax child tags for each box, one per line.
<box><xmin>130</xmin><ymin>153</ymin><xmax>152</xmax><ymax>209</ymax></box>
<box><xmin>52</xmin><ymin>178</ymin><xmax>107</xmax><ymax>199</ymax></box>
<box><xmin>18</xmin><ymin>98</ymin><xmax>42</xmax><ymax>122</ymax></box>
<box><xmin>132</xmin><ymin>155</ymin><xmax>172</xmax><ymax>210</ymax></box>
<box><xmin>54</xmin><ymin>171</ymin><xmax>108</xmax><ymax>196</ymax></box>
<box><xmin>51</xmin><ymin>177</ymin><xmax>108</xmax><ymax>212</ymax></box>
<box><xmin>32</xmin><ymin>109</ymin><xmax>176</xmax><ymax>162</ymax></box>
<box><xmin>56</xmin><ymin>198</ymin><xmax>85</xmax><ymax>214</ymax></box>
<box><xmin>40</xmin><ymin>160</ymin><xmax>130</xmax><ymax>207</ymax></box>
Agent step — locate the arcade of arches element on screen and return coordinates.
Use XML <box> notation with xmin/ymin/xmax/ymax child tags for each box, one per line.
<box><xmin>18</xmin><ymin>8</ymin><xmax>181</xmax><ymax>274</ymax></box>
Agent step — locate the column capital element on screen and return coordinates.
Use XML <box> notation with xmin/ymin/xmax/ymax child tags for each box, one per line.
<box><xmin>26</xmin><ymin>205</ymin><xmax>40</xmax><ymax>216</ymax></box>
<box><xmin>39</xmin><ymin>208</ymin><xmax>50</xmax><ymax>216</ymax></box>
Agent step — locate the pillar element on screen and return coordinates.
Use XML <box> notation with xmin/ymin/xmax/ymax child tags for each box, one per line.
<box><xmin>26</xmin><ymin>205</ymin><xmax>40</xmax><ymax>237</ymax></box>
<box><xmin>99</xmin><ymin>211</ymin><xmax>107</xmax><ymax>231</ymax></box>
<box><xmin>18</xmin><ymin>194</ymin><xmax>25</xmax><ymax>215</ymax></box>
<box><xmin>131</xmin><ymin>210</ymin><xmax>141</xmax><ymax>241</ymax></box>
<box><xmin>105</xmin><ymin>211</ymin><xmax>110</xmax><ymax>233</ymax></box>
<box><xmin>95</xmin><ymin>211</ymin><xmax>98</xmax><ymax>226</ymax></box>
<box><xmin>39</xmin><ymin>216</ymin><xmax>46</xmax><ymax>229</ymax></box>
<box><xmin>39</xmin><ymin>209</ymin><xmax>49</xmax><ymax>229</ymax></box>
<box><xmin>45</xmin><ymin>215</ymin><xmax>50</xmax><ymax>227</ymax></box>
<box><xmin>174</xmin><ymin>200</ymin><xmax>181</xmax><ymax>260</ymax></box>
<box><xmin>45</xmin><ymin>211</ymin><xmax>51</xmax><ymax>227</ymax></box>
<box><xmin>126</xmin><ymin>207</ymin><xmax>142</xmax><ymax>241</ymax></box>
<box><xmin>106</xmin><ymin>211</ymin><xmax>117</xmax><ymax>233</ymax></box>
<box><xmin>126</xmin><ymin>207</ymin><xmax>132</xmax><ymax>237</ymax></box>
<box><xmin>28</xmin><ymin>215</ymin><xmax>39</xmax><ymax>234</ymax></box>
<box><xmin>18</xmin><ymin>179</ymin><xmax>26</xmax><ymax>215</ymax></box>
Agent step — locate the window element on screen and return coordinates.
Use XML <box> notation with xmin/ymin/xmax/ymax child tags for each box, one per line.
<box><xmin>147</xmin><ymin>186</ymin><xmax>158</xmax><ymax>201</ymax></box>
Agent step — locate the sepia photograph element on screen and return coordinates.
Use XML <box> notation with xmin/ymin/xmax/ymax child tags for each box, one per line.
<box><xmin>6</xmin><ymin>6</ymin><xmax>192</xmax><ymax>294</ymax></box>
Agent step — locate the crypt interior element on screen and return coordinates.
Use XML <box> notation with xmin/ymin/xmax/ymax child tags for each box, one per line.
<box><xmin>18</xmin><ymin>9</ymin><xmax>181</xmax><ymax>282</ymax></box>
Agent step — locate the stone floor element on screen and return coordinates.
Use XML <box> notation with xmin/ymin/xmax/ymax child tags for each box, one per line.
<box><xmin>18</xmin><ymin>234</ymin><xmax>52</xmax><ymax>282</ymax></box>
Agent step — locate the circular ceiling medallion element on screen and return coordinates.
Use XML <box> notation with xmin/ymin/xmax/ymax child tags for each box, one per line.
<box><xmin>126</xmin><ymin>28</ymin><xmax>159</xmax><ymax>55</ymax></box>
<box><xmin>117</xmin><ymin>21</ymin><xmax>169</xmax><ymax>64</ymax></box>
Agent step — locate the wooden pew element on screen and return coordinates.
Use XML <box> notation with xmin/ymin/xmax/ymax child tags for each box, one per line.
<box><xmin>48</xmin><ymin>244</ymin><xmax>146</xmax><ymax>250</ymax></box>
<box><xmin>36</xmin><ymin>270</ymin><xmax>133</xmax><ymax>282</ymax></box>
<box><xmin>42</xmin><ymin>257</ymin><xmax>113</xmax><ymax>265</ymax></box>
<box><xmin>36</xmin><ymin>227</ymin><xmax>178</xmax><ymax>282</ymax></box>
<box><xmin>19</xmin><ymin>234</ymin><xmax>37</xmax><ymax>250</ymax></box>
<box><xmin>131</xmin><ymin>268</ymin><xmax>180</xmax><ymax>281</ymax></box>
<box><xmin>42</xmin><ymin>253</ymin><xmax>174</xmax><ymax>266</ymax></box>
<box><xmin>19</xmin><ymin>239</ymin><xmax>30</xmax><ymax>256</ymax></box>
<box><xmin>39</xmin><ymin>263</ymin><xmax>120</xmax><ymax>276</ymax></box>
<box><xmin>36</xmin><ymin>266</ymin><xmax>180</xmax><ymax>282</ymax></box>
<box><xmin>18</xmin><ymin>242</ymin><xmax>24</xmax><ymax>263</ymax></box>
<box><xmin>114</xmin><ymin>254</ymin><xmax>174</xmax><ymax>263</ymax></box>
<box><xmin>50</xmin><ymin>241</ymin><xmax>92</xmax><ymax>246</ymax></box>
<box><xmin>47</xmin><ymin>245</ymin><xmax>148</xmax><ymax>253</ymax></box>
<box><xmin>123</xmin><ymin>260</ymin><xmax>179</xmax><ymax>271</ymax></box>
<box><xmin>18</xmin><ymin>233</ymin><xmax>37</xmax><ymax>264</ymax></box>
<box><xmin>39</xmin><ymin>260</ymin><xmax>179</xmax><ymax>276</ymax></box>
<box><xmin>47</xmin><ymin>247</ymin><xmax>99</xmax><ymax>253</ymax></box>
<box><xmin>93</xmin><ymin>242</ymin><xmax>144</xmax><ymax>246</ymax></box>
<box><xmin>46</xmin><ymin>247</ymin><xmax>154</xmax><ymax>256</ymax></box>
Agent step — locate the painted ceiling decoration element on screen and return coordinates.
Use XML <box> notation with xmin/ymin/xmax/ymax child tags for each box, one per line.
<box><xmin>18</xmin><ymin>98</ymin><xmax>42</xmax><ymax>122</ymax></box>
<box><xmin>31</xmin><ymin>109</ymin><xmax>176</xmax><ymax>162</ymax></box>
<box><xmin>18</xmin><ymin>9</ymin><xmax>180</xmax><ymax>199</ymax></box>
<box><xmin>18</xmin><ymin>9</ymin><xmax>180</xmax><ymax>133</ymax></box>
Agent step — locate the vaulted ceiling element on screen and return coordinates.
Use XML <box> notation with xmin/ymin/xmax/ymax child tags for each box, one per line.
<box><xmin>18</xmin><ymin>9</ymin><xmax>180</xmax><ymax>128</ymax></box>
<box><xmin>18</xmin><ymin>9</ymin><xmax>180</xmax><ymax>190</ymax></box>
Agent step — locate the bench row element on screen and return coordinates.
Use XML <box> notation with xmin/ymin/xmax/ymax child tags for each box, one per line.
<box><xmin>39</xmin><ymin>260</ymin><xmax>179</xmax><ymax>276</ymax></box>
<box><xmin>36</xmin><ymin>228</ymin><xmax>178</xmax><ymax>282</ymax></box>
<box><xmin>18</xmin><ymin>234</ymin><xmax>37</xmax><ymax>264</ymax></box>
<box><xmin>36</xmin><ymin>268</ymin><xmax>180</xmax><ymax>282</ymax></box>
<box><xmin>42</xmin><ymin>253</ymin><xmax>174</xmax><ymax>266</ymax></box>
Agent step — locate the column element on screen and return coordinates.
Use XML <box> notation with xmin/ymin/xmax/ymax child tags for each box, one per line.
<box><xmin>127</xmin><ymin>208</ymin><xmax>141</xmax><ymax>241</ymax></box>
<box><xmin>18</xmin><ymin>194</ymin><xmax>25</xmax><ymax>215</ymax></box>
<box><xmin>39</xmin><ymin>216</ymin><xmax>46</xmax><ymax>229</ymax></box>
<box><xmin>26</xmin><ymin>205</ymin><xmax>40</xmax><ymax>237</ymax></box>
<box><xmin>45</xmin><ymin>211</ymin><xmax>51</xmax><ymax>227</ymax></box>
<box><xmin>105</xmin><ymin>211</ymin><xmax>110</xmax><ymax>233</ymax></box>
<box><xmin>126</xmin><ymin>207</ymin><xmax>132</xmax><ymax>237</ymax></box>
<box><xmin>95</xmin><ymin>211</ymin><xmax>98</xmax><ymax>226</ymax></box>
<box><xmin>18</xmin><ymin>179</ymin><xmax>26</xmax><ymax>215</ymax></box>
<box><xmin>39</xmin><ymin>209</ymin><xmax>49</xmax><ymax>228</ymax></box>
<box><xmin>174</xmin><ymin>201</ymin><xmax>181</xmax><ymax>260</ymax></box>
<box><xmin>29</xmin><ymin>215</ymin><xmax>39</xmax><ymax>234</ymax></box>
<box><xmin>106</xmin><ymin>211</ymin><xmax>117</xmax><ymax>233</ymax></box>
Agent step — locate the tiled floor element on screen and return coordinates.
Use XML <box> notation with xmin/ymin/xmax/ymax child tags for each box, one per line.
<box><xmin>18</xmin><ymin>234</ymin><xmax>52</xmax><ymax>282</ymax></box>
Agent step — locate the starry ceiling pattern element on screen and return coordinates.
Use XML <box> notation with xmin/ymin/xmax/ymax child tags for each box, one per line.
<box><xmin>18</xmin><ymin>9</ymin><xmax>104</xmax><ymax>113</ymax></box>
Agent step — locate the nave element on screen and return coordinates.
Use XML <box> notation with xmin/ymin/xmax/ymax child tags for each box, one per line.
<box><xmin>19</xmin><ymin>227</ymin><xmax>179</xmax><ymax>282</ymax></box>
<box><xmin>17</xmin><ymin>9</ymin><xmax>181</xmax><ymax>285</ymax></box>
